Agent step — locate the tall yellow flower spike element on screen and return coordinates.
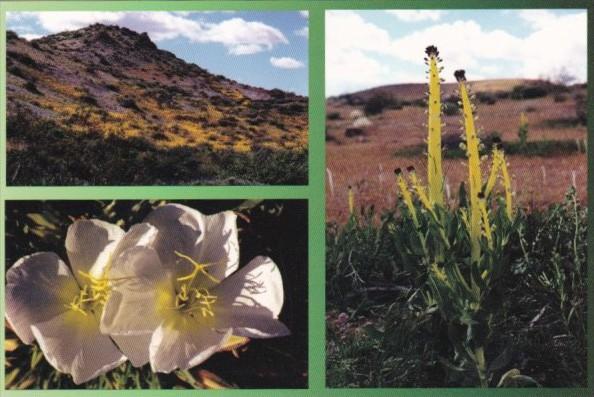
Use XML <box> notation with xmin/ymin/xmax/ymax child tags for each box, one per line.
<box><xmin>395</xmin><ymin>168</ymin><xmax>419</xmax><ymax>227</ymax></box>
<box><xmin>477</xmin><ymin>193</ymin><xmax>493</xmax><ymax>249</ymax></box>
<box><xmin>485</xmin><ymin>146</ymin><xmax>503</xmax><ymax>198</ymax></box>
<box><xmin>485</xmin><ymin>143</ymin><xmax>514</xmax><ymax>220</ymax></box>
<box><xmin>407</xmin><ymin>166</ymin><xmax>433</xmax><ymax>212</ymax></box>
<box><xmin>425</xmin><ymin>45</ymin><xmax>444</xmax><ymax>207</ymax></box>
<box><xmin>455</xmin><ymin>70</ymin><xmax>482</xmax><ymax>264</ymax></box>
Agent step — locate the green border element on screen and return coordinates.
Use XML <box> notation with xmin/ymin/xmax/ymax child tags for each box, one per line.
<box><xmin>0</xmin><ymin>1</ymin><xmax>592</xmax><ymax>396</ymax></box>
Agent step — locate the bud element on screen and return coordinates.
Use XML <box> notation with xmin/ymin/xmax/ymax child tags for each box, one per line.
<box><xmin>454</xmin><ymin>69</ymin><xmax>466</xmax><ymax>82</ymax></box>
<box><xmin>425</xmin><ymin>45</ymin><xmax>439</xmax><ymax>57</ymax></box>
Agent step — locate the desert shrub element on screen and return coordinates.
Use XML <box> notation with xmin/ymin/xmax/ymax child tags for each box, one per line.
<box><xmin>554</xmin><ymin>93</ymin><xmax>567</xmax><ymax>102</ymax></box>
<box><xmin>364</xmin><ymin>93</ymin><xmax>400</xmax><ymax>116</ymax></box>
<box><xmin>218</xmin><ymin>116</ymin><xmax>239</xmax><ymax>127</ymax></box>
<box><xmin>442</xmin><ymin>100</ymin><xmax>458</xmax><ymax>116</ymax></box>
<box><xmin>7</xmin><ymin>50</ymin><xmax>40</xmax><ymax>69</ymax></box>
<box><xmin>495</xmin><ymin>90</ymin><xmax>510</xmax><ymax>99</ymax></box>
<box><xmin>118</xmin><ymin>97</ymin><xmax>141</xmax><ymax>112</ymax></box>
<box><xmin>104</xmin><ymin>83</ymin><xmax>119</xmax><ymax>93</ymax></box>
<box><xmin>574</xmin><ymin>93</ymin><xmax>587</xmax><ymax>125</ymax></box>
<box><xmin>328</xmin><ymin>112</ymin><xmax>341</xmax><ymax>120</ymax></box>
<box><xmin>6</xmin><ymin>115</ymin><xmax>307</xmax><ymax>186</ymax></box>
<box><xmin>80</xmin><ymin>94</ymin><xmax>98</xmax><ymax>106</ymax></box>
<box><xmin>8</xmin><ymin>65</ymin><xmax>29</xmax><ymax>80</ymax></box>
<box><xmin>24</xmin><ymin>81</ymin><xmax>41</xmax><ymax>95</ymax></box>
<box><xmin>476</xmin><ymin>91</ymin><xmax>497</xmax><ymax>105</ymax></box>
<box><xmin>280</xmin><ymin>102</ymin><xmax>307</xmax><ymax>115</ymax></box>
<box><xmin>510</xmin><ymin>84</ymin><xmax>548</xmax><ymax>100</ymax></box>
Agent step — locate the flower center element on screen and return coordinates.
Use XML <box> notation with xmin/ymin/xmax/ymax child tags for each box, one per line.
<box><xmin>65</xmin><ymin>271</ymin><xmax>110</xmax><ymax>316</ymax></box>
<box><xmin>173</xmin><ymin>251</ymin><xmax>220</xmax><ymax>319</ymax></box>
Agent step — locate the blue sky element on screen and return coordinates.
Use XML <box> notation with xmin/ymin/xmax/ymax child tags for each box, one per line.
<box><xmin>7</xmin><ymin>11</ymin><xmax>309</xmax><ymax>95</ymax></box>
<box><xmin>326</xmin><ymin>10</ymin><xmax>587</xmax><ymax>96</ymax></box>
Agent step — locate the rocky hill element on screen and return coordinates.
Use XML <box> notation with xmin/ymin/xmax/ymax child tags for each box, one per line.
<box><xmin>7</xmin><ymin>24</ymin><xmax>307</xmax><ymax>153</ymax></box>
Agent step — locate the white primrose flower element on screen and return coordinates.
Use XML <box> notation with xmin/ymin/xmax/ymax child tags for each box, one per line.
<box><xmin>5</xmin><ymin>219</ymin><xmax>158</xmax><ymax>384</ymax></box>
<box><xmin>100</xmin><ymin>204</ymin><xmax>290</xmax><ymax>373</ymax></box>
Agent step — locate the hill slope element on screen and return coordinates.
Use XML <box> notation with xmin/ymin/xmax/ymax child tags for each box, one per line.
<box><xmin>7</xmin><ymin>24</ymin><xmax>307</xmax><ymax>153</ymax></box>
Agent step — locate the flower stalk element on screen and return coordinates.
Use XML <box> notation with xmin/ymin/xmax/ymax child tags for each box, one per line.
<box><xmin>426</xmin><ymin>45</ymin><xmax>444</xmax><ymax>207</ymax></box>
<box><xmin>455</xmin><ymin>69</ymin><xmax>482</xmax><ymax>264</ymax></box>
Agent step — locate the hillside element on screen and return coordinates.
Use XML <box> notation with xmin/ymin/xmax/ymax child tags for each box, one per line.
<box><xmin>7</xmin><ymin>24</ymin><xmax>307</xmax><ymax>153</ymax></box>
<box><xmin>329</xmin><ymin>78</ymin><xmax>556</xmax><ymax>103</ymax></box>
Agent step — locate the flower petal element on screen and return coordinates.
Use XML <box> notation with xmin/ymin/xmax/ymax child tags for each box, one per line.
<box><xmin>214</xmin><ymin>256</ymin><xmax>290</xmax><ymax>338</ymax></box>
<box><xmin>65</xmin><ymin>219</ymin><xmax>124</xmax><ymax>282</ymax></box>
<box><xmin>144</xmin><ymin>204</ymin><xmax>206</xmax><ymax>278</ymax></box>
<box><xmin>149</xmin><ymin>322</ymin><xmax>232</xmax><ymax>373</ymax></box>
<box><xmin>101</xmin><ymin>246</ymin><xmax>171</xmax><ymax>336</ymax></box>
<box><xmin>111</xmin><ymin>334</ymin><xmax>152</xmax><ymax>367</ymax></box>
<box><xmin>195</xmin><ymin>211</ymin><xmax>239</xmax><ymax>288</ymax></box>
<box><xmin>5</xmin><ymin>252</ymin><xmax>80</xmax><ymax>344</ymax></box>
<box><xmin>109</xmin><ymin>223</ymin><xmax>158</xmax><ymax>265</ymax></box>
<box><xmin>31</xmin><ymin>310</ymin><xmax>126</xmax><ymax>384</ymax></box>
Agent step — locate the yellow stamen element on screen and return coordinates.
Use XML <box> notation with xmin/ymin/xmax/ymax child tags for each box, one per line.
<box><xmin>172</xmin><ymin>252</ymin><xmax>220</xmax><ymax>319</ymax></box>
<box><xmin>64</xmin><ymin>272</ymin><xmax>111</xmax><ymax>315</ymax></box>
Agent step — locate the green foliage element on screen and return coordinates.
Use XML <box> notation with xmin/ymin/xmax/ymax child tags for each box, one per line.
<box><xmin>5</xmin><ymin>200</ymin><xmax>308</xmax><ymax>389</ymax></box>
<box><xmin>326</xmin><ymin>190</ymin><xmax>586</xmax><ymax>387</ymax></box>
<box><xmin>7</xmin><ymin>116</ymin><xmax>307</xmax><ymax>185</ymax></box>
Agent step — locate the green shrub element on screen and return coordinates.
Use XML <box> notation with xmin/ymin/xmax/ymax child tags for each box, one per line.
<box><xmin>6</xmin><ymin>115</ymin><xmax>307</xmax><ymax>185</ymax></box>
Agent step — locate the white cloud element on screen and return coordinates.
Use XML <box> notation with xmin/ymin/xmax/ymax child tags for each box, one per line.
<box><xmin>270</xmin><ymin>56</ymin><xmax>304</xmax><ymax>69</ymax></box>
<box><xmin>21</xmin><ymin>33</ymin><xmax>43</xmax><ymax>41</ymax></box>
<box><xmin>386</xmin><ymin>10</ymin><xmax>444</xmax><ymax>22</ymax></box>
<box><xmin>7</xmin><ymin>11</ymin><xmax>289</xmax><ymax>56</ymax></box>
<box><xmin>326</xmin><ymin>10</ymin><xmax>587</xmax><ymax>95</ymax></box>
<box><xmin>200</xmin><ymin>17</ymin><xmax>288</xmax><ymax>54</ymax></box>
<box><xmin>327</xmin><ymin>11</ymin><xmax>392</xmax><ymax>54</ymax></box>
<box><xmin>295</xmin><ymin>26</ymin><xmax>308</xmax><ymax>38</ymax></box>
<box><xmin>325</xmin><ymin>11</ymin><xmax>396</xmax><ymax>96</ymax></box>
<box><xmin>300</xmin><ymin>11</ymin><xmax>309</xmax><ymax>19</ymax></box>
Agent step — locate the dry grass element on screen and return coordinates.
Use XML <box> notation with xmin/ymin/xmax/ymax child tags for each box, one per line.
<box><xmin>326</xmin><ymin>81</ymin><xmax>587</xmax><ymax>223</ymax></box>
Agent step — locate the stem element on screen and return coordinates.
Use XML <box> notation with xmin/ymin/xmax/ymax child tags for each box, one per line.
<box><xmin>474</xmin><ymin>346</ymin><xmax>488</xmax><ymax>388</ymax></box>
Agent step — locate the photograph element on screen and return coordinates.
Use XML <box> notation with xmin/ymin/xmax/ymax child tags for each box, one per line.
<box><xmin>325</xmin><ymin>10</ymin><xmax>587</xmax><ymax>388</ymax></box>
<box><xmin>6</xmin><ymin>11</ymin><xmax>309</xmax><ymax>185</ymax></box>
<box><xmin>4</xmin><ymin>199</ymin><xmax>308</xmax><ymax>389</ymax></box>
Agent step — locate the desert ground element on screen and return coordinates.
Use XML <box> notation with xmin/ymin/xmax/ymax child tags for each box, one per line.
<box><xmin>326</xmin><ymin>79</ymin><xmax>587</xmax><ymax>222</ymax></box>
